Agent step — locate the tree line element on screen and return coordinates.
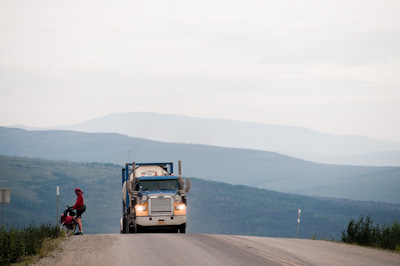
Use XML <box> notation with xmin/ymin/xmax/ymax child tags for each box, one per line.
<box><xmin>342</xmin><ymin>214</ymin><xmax>400</xmax><ymax>251</ymax></box>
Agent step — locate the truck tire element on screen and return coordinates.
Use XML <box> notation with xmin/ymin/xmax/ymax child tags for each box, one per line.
<box><xmin>129</xmin><ymin>224</ymin><xmax>136</xmax><ymax>234</ymax></box>
<box><xmin>125</xmin><ymin>217</ymin><xmax>130</xmax><ymax>234</ymax></box>
<box><xmin>121</xmin><ymin>218</ymin><xmax>126</xmax><ymax>234</ymax></box>
<box><xmin>179</xmin><ymin>223</ymin><xmax>186</xmax><ymax>234</ymax></box>
<box><xmin>136</xmin><ymin>225</ymin><xmax>143</xmax><ymax>233</ymax></box>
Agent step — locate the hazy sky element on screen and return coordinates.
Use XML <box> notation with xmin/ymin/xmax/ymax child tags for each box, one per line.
<box><xmin>1</xmin><ymin>0</ymin><xmax>400</xmax><ymax>142</ymax></box>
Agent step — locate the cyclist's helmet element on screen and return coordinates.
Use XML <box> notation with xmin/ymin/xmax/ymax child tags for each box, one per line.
<box><xmin>75</xmin><ymin>187</ymin><xmax>84</xmax><ymax>195</ymax></box>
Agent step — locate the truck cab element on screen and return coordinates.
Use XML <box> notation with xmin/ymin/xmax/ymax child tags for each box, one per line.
<box><xmin>121</xmin><ymin>162</ymin><xmax>190</xmax><ymax>233</ymax></box>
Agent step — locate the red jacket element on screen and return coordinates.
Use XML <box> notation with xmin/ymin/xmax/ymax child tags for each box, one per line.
<box><xmin>73</xmin><ymin>194</ymin><xmax>84</xmax><ymax>210</ymax></box>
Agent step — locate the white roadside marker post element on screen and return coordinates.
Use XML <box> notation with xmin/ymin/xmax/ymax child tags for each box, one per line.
<box><xmin>296</xmin><ymin>209</ymin><xmax>301</xmax><ymax>238</ymax></box>
<box><xmin>57</xmin><ymin>186</ymin><xmax>60</xmax><ymax>226</ymax></box>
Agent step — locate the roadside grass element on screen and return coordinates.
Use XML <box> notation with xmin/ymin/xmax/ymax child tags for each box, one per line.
<box><xmin>0</xmin><ymin>223</ymin><xmax>63</xmax><ymax>265</ymax></box>
<box><xmin>310</xmin><ymin>215</ymin><xmax>400</xmax><ymax>254</ymax></box>
<box><xmin>11</xmin><ymin>236</ymin><xmax>65</xmax><ymax>266</ymax></box>
<box><xmin>340</xmin><ymin>241</ymin><xmax>400</xmax><ymax>254</ymax></box>
<box><xmin>310</xmin><ymin>233</ymin><xmax>400</xmax><ymax>254</ymax></box>
<box><xmin>342</xmin><ymin>215</ymin><xmax>400</xmax><ymax>253</ymax></box>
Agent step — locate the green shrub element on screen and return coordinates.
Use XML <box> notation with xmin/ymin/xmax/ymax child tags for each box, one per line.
<box><xmin>381</xmin><ymin>221</ymin><xmax>400</xmax><ymax>250</ymax></box>
<box><xmin>342</xmin><ymin>215</ymin><xmax>400</xmax><ymax>251</ymax></box>
<box><xmin>0</xmin><ymin>223</ymin><xmax>61</xmax><ymax>265</ymax></box>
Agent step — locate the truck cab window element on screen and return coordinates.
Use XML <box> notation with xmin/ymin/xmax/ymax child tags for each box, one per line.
<box><xmin>139</xmin><ymin>180</ymin><xmax>178</xmax><ymax>190</ymax></box>
<box><xmin>159</xmin><ymin>180</ymin><xmax>178</xmax><ymax>190</ymax></box>
<box><xmin>139</xmin><ymin>181</ymin><xmax>158</xmax><ymax>191</ymax></box>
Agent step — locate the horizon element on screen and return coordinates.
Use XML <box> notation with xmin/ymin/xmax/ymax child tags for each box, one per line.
<box><xmin>3</xmin><ymin>111</ymin><xmax>400</xmax><ymax>144</ymax></box>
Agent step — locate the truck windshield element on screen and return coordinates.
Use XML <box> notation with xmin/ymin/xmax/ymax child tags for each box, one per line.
<box><xmin>140</xmin><ymin>180</ymin><xmax>178</xmax><ymax>191</ymax></box>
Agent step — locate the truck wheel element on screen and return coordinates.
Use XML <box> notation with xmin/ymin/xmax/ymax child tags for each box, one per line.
<box><xmin>136</xmin><ymin>225</ymin><xmax>142</xmax><ymax>233</ymax></box>
<box><xmin>121</xmin><ymin>218</ymin><xmax>126</xmax><ymax>234</ymax></box>
<box><xmin>179</xmin><ymin>224</ymin><xmax>186</xmax><ymax>234</ymax></box>
<box><xmin>129</xmin><ymin>224</ymin><xmax>136</xmax><ymax>234</ymax></box>
<box><xmin>120</xmin><ymin>218</ymin><xmax>125</xmax><ymax>234</ymax></box>
<box><xmin>125</xmin><ymin>218</ymin><xmax>130</xmax><ymax>234</ymax></box>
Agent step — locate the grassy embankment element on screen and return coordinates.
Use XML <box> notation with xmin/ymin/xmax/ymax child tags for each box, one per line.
<box><xmin>342</xmin><ymin>215</ymin><xmax>400</xmax><ymax>252</ymax></box>
<box><xmin>0</xmin><ymin>223</ymin><xmax>63</xmax><ymax>265</ymax></box>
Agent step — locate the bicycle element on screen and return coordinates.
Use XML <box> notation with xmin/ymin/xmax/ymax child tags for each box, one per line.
<box><xmin>59</xmin><ymin>206</ymin><xmax>78</xmax><ymax>235</ymax></box>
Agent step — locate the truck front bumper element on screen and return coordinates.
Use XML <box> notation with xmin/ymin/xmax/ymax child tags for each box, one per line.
<box><xmin>136</xmin><ymin>215</ymin><xmax>186</xmax><ymax>227</ymax></box>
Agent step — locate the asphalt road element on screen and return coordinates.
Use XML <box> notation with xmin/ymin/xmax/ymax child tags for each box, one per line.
<box><xmin>33</xmin><ymin>234</ymin><xmax>400</xmax><ymax>266</ymax></box>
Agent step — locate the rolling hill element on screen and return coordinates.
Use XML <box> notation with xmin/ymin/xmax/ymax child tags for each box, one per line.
<box><xmin>1</xmin><ymin>126</ymin><xmax>399</xmax><ymax>204</ymax></box>
<box><xmin>15</xmin><ymin>112</ymin><xmax>400</xmax><ymax>166</ymax></box>
<box><xmin>1</xmin><ymin>156</ymin><xmax>399</xmax><ymax>240</ymax></box>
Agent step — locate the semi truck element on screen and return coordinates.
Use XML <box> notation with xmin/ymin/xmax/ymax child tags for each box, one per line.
<box><xmin>121</xmin><ymin>161</ymin><xmax>190</xmax><ymax>233</ymax></box>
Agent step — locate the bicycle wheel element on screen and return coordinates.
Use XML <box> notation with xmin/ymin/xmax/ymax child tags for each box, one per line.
<box><xmin>60</xmin><ymin>222</ymin><xmax>65</xmax><ymax>233</ymax></box>
<box><xmin>60</xmin><ymin>222</ymin><xmax>77</xmax><ymax>235</ymax></box>
<box><xmin>68</xmin><ymin>222</ymin><xmax>77</xmax><ymax>235</ymax></box>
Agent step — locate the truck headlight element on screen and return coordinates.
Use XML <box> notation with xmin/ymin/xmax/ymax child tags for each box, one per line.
<box><xmin>137</xmin><ymin>206</ymin><xmax>147</xmax><ymax>211</ymax></box>
<box><xmin>175</xmin><ymin>204</ymin><xmax>185</xmax><ymax>210</ymax></box>
<box><xmin>141</xmin><ymin>195</ymin><xmax>148</xmax><ymax>202</ymax></box>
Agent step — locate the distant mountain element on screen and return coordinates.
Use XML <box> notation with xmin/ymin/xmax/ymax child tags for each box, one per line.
<box><xmin>286</xmin><ymin>150</ymin><xmax>400</xmax><ymax>166</ymax></box>
<box><xmin>1</xmin><ymin>126</ymin><xmax>399</xmax><ymax>204</ymax></box>
<box><xmin>1</xmin><ymin>156</ymin><xmax>399</xmax><ymax>239</ymax></box>
<box><xmin>17</xmin><ymin>112</ymin><xmax>400</xmax><ymax>166</ymax></box>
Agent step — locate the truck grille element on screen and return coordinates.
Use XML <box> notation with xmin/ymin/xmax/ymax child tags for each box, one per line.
<box><xmin>149</xmin><ymin>196</ymin><xmax>173</xmax><ymax>216</ymax></box>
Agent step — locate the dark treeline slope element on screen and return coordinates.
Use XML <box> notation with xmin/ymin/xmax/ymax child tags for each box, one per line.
<box><xmin>0</xmin><ymin>127</ymin><xmax>399</xmax><ymax>204</ymax></box>
<box><xmin>1</xmin><ymin>156</ymin><xmax>399</xmax><ymax>240</ymax></box>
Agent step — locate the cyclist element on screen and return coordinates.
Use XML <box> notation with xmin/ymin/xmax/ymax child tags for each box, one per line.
<box><xmin>72</xmin><ymin>187</ymin><xmax>86</xmax><ymax>235</ymax></box>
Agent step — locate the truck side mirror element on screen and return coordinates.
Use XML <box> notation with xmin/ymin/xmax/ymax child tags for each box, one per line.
<box><xmin>185</xmin><ymin>178</ymin><xmax>191</xmax><ymax>193</ymax></box>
